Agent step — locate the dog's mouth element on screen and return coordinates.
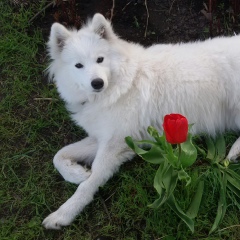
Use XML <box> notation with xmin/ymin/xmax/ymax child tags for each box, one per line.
<box><xmin>93</xmin><ymin>89</ymin><xmax>103</xmax><ymax>93</ymax></box>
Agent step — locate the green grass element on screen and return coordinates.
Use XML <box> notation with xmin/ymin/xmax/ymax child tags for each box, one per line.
<box><xmin>0</xmin><ymin>1</ymin><xmax>240</xmax><ymax>239</ymax></box>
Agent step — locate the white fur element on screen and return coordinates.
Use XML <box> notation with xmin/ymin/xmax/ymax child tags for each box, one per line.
<box><xmin>43</xmin><ymin>13</ymin><xmax>240</xmax><ymax>229</ymax></box>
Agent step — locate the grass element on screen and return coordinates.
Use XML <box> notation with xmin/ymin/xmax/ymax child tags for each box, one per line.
<box><xmin>0</xmin><ymin>1</ymin><xmax>240</xmax><ymax>239</ymax></box>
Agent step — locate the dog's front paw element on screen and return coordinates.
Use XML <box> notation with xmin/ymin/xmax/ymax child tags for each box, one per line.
<box><xmin>227</xmin><ymin>137</ymin><xmax>240</xmax><ymax>162</ymax></box>
<box><xmin>42</xmin><ymin>209</ymin><xmax>74</xmax><ymax>230</ymax></box>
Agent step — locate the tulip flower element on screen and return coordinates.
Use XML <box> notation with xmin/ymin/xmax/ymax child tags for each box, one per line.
<box><xmin>163</xmin><ymin>113</ymin><xmax>188</xmax><ymax>144</ymax></box>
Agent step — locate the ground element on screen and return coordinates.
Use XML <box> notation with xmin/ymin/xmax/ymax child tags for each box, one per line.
<box><xmin>1</xmin><ymin>0</ymin><xmax>240</xmax><ymax>239</ymax></box>
<box><xmin>39</xmin><ymin>0</ymin><xmax>240</xmax><ymax>44</ymax></box>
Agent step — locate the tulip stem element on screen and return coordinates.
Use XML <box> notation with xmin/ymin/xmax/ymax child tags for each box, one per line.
<box><xmin>178</xmin><ymin>143</ymin><xmax>182</xmax><ymax>167</ymax></box>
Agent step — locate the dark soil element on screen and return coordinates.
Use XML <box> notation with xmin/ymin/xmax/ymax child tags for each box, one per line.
<box><xmin>37</xmin><ymin>0</ymin><xmax>240</xmax><ymax>46</ymax></box>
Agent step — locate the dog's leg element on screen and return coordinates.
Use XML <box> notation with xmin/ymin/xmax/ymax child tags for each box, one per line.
<box><xmin>53</xmin><ymin>137</ymin><xmax>98</xmax><ymax>184</ymax></box>
<box><xmin>227</xmin><ymin>137</ymin><xmax>240</xmax><ymax>162</ymax></box>
<box><xmin>42</xmin><ymin>140</ymin><xmax>134</xmax><ymax>229</ymax></box>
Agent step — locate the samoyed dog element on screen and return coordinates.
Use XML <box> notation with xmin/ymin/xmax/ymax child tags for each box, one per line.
<box><xmin>43</xmin><ymin>13</ymin><xmax>240</xmax><ymax>229</ymax></box>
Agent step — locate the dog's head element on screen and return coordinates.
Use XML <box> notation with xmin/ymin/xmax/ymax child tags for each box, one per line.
<box><xmin>48</xmin><ymin>14</ymin><xmax>118</xmax><ymax>103</ymax></box>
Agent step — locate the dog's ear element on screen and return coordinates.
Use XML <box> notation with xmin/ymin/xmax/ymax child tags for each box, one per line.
<box><xmin>48</xmin><ymin>23</ymin><xmax>71</xmax><ymax>59</ymax></box>
<box><xmin>90</xmin><ymin>13</ymin><xmax>116</xmax><ymax>40</ymax></box>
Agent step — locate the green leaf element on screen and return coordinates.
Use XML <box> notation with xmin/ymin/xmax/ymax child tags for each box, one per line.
<box><xmin>227</xmin><ymin>182</ymin><xmax>240</xmax><ymax>200</ymax></box>
<box><xmin>125</xmin><ymin>136</ymin><xmax>147</xmax><ymax>155</ymax></box>
<box><xmin>226</xmin><ymin>173</ymin><xmax>240</xmax><ymax>191</ymax></box>
<box><xmin>195</xmin><ymin>145</ymin><xmax>207</xmax><ymax>158</ymax></box>
<box><xmin>205</xmin><ymin>135</ymin><xmax>226</xmax><ymax>163</ymax></box>
<box><xmin>154</xmin><ymin>161</ymin><xmax>168</xmax><ymax>195</ymax></box>
<box><xmin>165</xmin><ymin>143</ymin><xmax>178</xmax><ymax>168</ymax></box>
<box><xmin>135</xmin><ymin>140</ymin><xmax>159</xmax><ymax>146</ymax></box>
<box><xmin>209</xmin><ymin>170</ymin><xmax>227</xmax><ymax>234</ymax></box>
<box><xmin>215</xmin><ymin>135</ymin><xmax>226</xmax><ymax>163</ymax></box>
<box><xmin>226</xmin><ymin>167</ymin><xmax>240</xmax><ymax>182</ymax></box>
<box><xmin>148</xmin><ymin>187</ymin><xmax>179</xmax><ymax>210</ymax></box>
<box><xmin>205</xmin><ymin>136</ymin><xmax>215</xmax><ymax>161</ymax></box>
<box><xmin>147</xmin><ymin>126</ymin><xmax>165</xmax><ymax>145</ymax></box>
<box><xmin>154</xmin><ymin>162</ymin><xmax>178</xmax><ymax>193</ymax></box>
<box><xmin>152</xmin><ymin>162</ymin><xmax>178</xmax><ymax>207</ymax></box>
<box><xmin>226</xmin><ymin>186</ymin><xmax>240</xmax><ymax>210</ymax></box>
<box><xmin>148</xmin><ymin>191</ymin><xmax>166</xmax><ymax>208</ymax></box>
<box><xmin>125</xmin><ymin>137</ymin><xmax>164</xmax><ymax>164</ymax></box>
<box><xmin>162</xmin><ymin>166</ymin><xmax>178</xmax><ymax>196</ymax></box>
<box><xmin>178</xmin><ymin>166</ymin><xmax>191</xmax><ymax>186</ymax></box>
<box><xmin>179</xmin><ymin>133</ymin><xmax>198</xmax><ymax>168</ymax></box>
<box><xmin>147</xmin><ymin>126</ymin><xmax>161</xmax><ymax>138</ymax></box>
<box><xmin>167</xmin><ymin>194</ymin><xmax>195</xmax><ymax>233</ymax></box>
<box><xmin>187</xmin><ymin>181</ymin><xmax>204</xmax><ymax>219</ymax></box>
<box><xmin>229</xmin><ymin>163</ymin><xmax>240</xmax><ymax>173</ymax></box>
<box><xmin>140</xmin><ymin>145</ymin><xmax>165</xmax><ymax>164</ymax></box>
<box><xmin>188</xmin><ymin>123</ymin><xmax>195</xmax><ymax>131</ymax></box>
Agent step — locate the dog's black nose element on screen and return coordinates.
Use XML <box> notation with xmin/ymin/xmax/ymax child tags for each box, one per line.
<box><xmin>91</xmin><ymin>78</ymin><xmax>104</xmax><ymax>90</ymax></box>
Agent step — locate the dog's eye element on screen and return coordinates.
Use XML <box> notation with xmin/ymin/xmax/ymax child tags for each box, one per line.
<box><xmin>75</xmin><ymin>63</ymin><xmax>83</xmax><ymax>68</ymax></box>
<box><xmin>96</xmin><ymin>57</ymin><xmax>104</xmax><ymax>63</ymax></box>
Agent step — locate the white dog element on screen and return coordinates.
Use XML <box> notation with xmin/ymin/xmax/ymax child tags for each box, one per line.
<box><xmin>42</xmin><ymin>13</ymin><xmax>240</xmax><ymax>229</ymax></box>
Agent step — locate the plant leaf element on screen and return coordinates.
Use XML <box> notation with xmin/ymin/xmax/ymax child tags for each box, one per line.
<box><xmin>140</xmin><ymin>145</ymin><xmax>165</xmax><ymax>164</ymax></box>
<box><xmin>226</xmin><ymin>167</ymin><xmax>240</xmax><ymax>182</ymax></box>
<box><xmin>165</xmin><ymin>143</ymin><xmax>178</xmax><ymax>168</ymax></box>
<box><xmin>135</xmin><ymin>140</ymin><xmax>159</xmax><ymax>146</ymax></box>
<box><xmin>125</xmin><ymin>136</ymin><xmax>147</xmax><ymax>155</ymax></box>
<box><xmin>188</xmin><ymin>123</ymin><xmax>195</xmax><ymax>131</ymax></box>
<box><xmin>148</xmin><ymin>191</ymin><xmax>166</xmax><ymax>208</ymax></box>
<box><xmin>227</xmin><ymin>182</ymin><xmax>240</xmax><ymax>200</ymax></box>
<box><xmin>195</xmin><ymin>145</ymin><xmax>207</xmax><ymax>158</ymax></box>
<box><xmin>186</xmin><ymin>180</ymin><xmax>204</xmax><ymax>219</ymax></box>
<box><xmin>154</xmin><ymin>161</ymin><xmax>168</xmax><ymax>194</ymax></box>
<box><xmin>226</xmin><ymin>186</ymin><xmax>240</xmax><ymax>210</ymax></box>
<box><xmin>178</xmin><ymin>166</ymin><xmax>191</xmax><ymax>186</ymax></box>
<box><xmin>215</xmin><ymin>135</ymin><xmax>226</xmax><ymax>163</ymax></box>
<box><xmin>167</xmin><ymin>194</ymin><xmax>195</xmax><ymax>233</ymax></box>
<box><xmin>179</xmin><ymin>133</ymin><xmax>198</xmax><ymax>168</ymax></box>
<box><xmin>229</xmin><ymin>163</ymin><xmax>240</xmax><ymax>174</ymax></box>
<box><xmin>205</xmin><ymin>136</ymin><xmax>215</xmax><ymax>161</ymax></box>
<box><xmin>226</xmin><ymin>173</ymin><xmax>240</xmax><ymax>191</ymax></box>
<box><xmin>162</xmin><ymin>166</ymin><xmax>178</xmax><ymax>196</ymax></box>
<box><xmin>152</xmin><ymin>162</ymin><xmax>178</xmax><ymax>207</ymax></box>
<box><xmin>209</xmin><ymin>170</ymin><xmax>227</xmax><ymax>234</ymax></box>
<box><xmin>147</xmin><ymin>126</ymin><xmax>166</xmax><ymax>145</ymax></box>
<box><xmin>125</xmin><ymin>137</ymin><xmax>164</xmax><ymax>164</ymax></box>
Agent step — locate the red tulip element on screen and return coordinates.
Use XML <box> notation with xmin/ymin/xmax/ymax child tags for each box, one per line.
<box><xmin>163</xmin><ymin>114</ymin><xmax>188</xmax><ymax>144</ymax></box>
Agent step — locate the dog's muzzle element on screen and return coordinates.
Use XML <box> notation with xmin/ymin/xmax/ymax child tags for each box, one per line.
<box><xmin>91</xmin><ymin>78</ymin><xmax>104</xmax><ymax>91</ymax></box>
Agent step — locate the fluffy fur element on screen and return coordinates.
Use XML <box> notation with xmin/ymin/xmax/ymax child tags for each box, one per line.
<box><xmin>42</xmin><ymin>13</ymin><xmax>240</xmax><ymax>229</ymax></box>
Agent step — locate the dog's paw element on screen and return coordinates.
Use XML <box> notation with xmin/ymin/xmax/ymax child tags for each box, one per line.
<box><xmin>55</xmin><ymin>159</ymin><xmax>92</xmax><ymax>184</ymax></box>
<box><xmin>42</xmin><ymin>209</ymin><xmax>74</xmax><ymax>230</ymax></box>
<box><xmin>64</xmin><ymin>165</ymin><xmax>92</xmax><ymax>184</ymax></box>
<box><xmin>227</xmin><ymin>137</ymin><xmax>240</xmax><ymax>162</ymax></box>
